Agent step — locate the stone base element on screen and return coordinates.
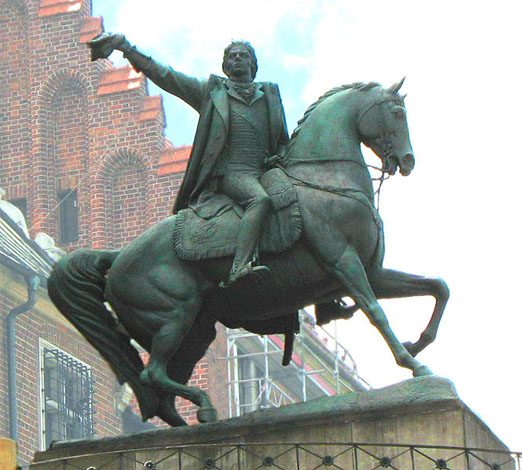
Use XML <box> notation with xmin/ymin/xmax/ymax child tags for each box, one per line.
<box><xmin>31</xmin><ymin>377</ymin><xmax>513</xmax><ymax>470</ymax></box>
<box><xmin>0</xmin><ymin>439</ymin><xmax>17</xmax><ymax>470</ymax></box>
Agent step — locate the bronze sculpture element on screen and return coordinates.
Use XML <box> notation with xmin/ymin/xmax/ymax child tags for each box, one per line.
<box><xmin>93</xmin><ymin>33</ymin><xmax>288</xmax><ymax>286</ymax></box>
<box><xmin>48</xmin><ymin>36</ymin><xmax>449</xmax><ymax>426</ymax></box>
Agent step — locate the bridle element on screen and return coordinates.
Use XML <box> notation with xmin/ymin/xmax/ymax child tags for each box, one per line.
<box><xmin>282</xmin><ymin>93</ymin><xmax>402</xmax><ymax>210</ymax></box>
<box><xmin>357</xmin><ymin>93</ymin><xmax>403</xmax><ymax>169</ymax></box>
<box><xmin>357</xmin><ymin>94</ymin><xmax>405</xmax><ymax>208</ymax></box>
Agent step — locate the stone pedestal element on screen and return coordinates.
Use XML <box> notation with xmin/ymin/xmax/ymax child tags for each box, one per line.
<box><xmin>31</xmin><ymin>377</ymin><xmax>513</xmax><ymax>470</ymax></box>
<box><xmin>0</xmin><ymin>439</ymin><xmax>17</xmax><ymax>470</ymax></box>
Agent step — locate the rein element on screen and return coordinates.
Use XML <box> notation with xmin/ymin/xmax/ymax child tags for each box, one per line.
<box><xmin>281</xmin><ymin>157</ymin><xmax>393</xmax><ymax>211</ymax></box>
<box><xmin>282</xmin><ymin>93</ymin><xmax>401</xmax><ymax>211</ymax></box>
<box><xmin>276</xmin><ymin>164</ymin><xmax>374</xmax><ymax>209</ymax></box>
<box><xmin>357</xmin><ymin>93</ymin><xmax>404</xmax><ymax>208</ymax></box>
<box><xmin>277</xmin><ymin>165</ymin><xmax>382</xmax><ymax>229</ymax></box>
<box><xmin>282</xmin><ymin>89</ymin><xmax>405</xmax><ymax>211</ymax></box>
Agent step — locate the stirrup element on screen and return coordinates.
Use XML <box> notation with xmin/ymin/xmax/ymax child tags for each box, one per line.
<box><xmin>219</xmin><ymin>262</ymin><xmax>270</xmax><ymax>288</ymax></box>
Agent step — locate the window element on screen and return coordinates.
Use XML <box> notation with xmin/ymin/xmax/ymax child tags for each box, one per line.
<box><xmin>39</xmin><ymin>341</ymin><xmax>94</xmax><ymax>449</ymax></box>
<box><xmin>58</xmin><ymin>189</ymin><xmax>78</xmax><ymax>243</ymax></box>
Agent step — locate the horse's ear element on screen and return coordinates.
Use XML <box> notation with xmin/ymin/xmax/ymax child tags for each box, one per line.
<box><xmin>389</xmin><ymin>76</ymin><xmax>406</xmax><ymax>94</ymax></box>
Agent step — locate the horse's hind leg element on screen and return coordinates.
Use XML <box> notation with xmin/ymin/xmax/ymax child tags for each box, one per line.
<box><xmin>368</xmin><ymin>268</ymin><xmax>450</xmax><ymax>357</ymax></box>
<box><xmin>138</xmin><ymin>302</ymin><xmax>217</xmax><ymax>423</ymax></box>
<box><xmin>328</xmin><ymin>246</ymin><xmax>432</xmax><ymax>377</ymax></box>
<box><xmin>163</xmin><ymin>305</ymin><xmax>218</xmax><ymax>423</ymax></box>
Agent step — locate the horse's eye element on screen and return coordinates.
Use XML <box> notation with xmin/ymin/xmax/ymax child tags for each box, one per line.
<box><xmin>391</xmin><ymin>106</ymin><xmax>405</xmax><ymax>117</ymax></box>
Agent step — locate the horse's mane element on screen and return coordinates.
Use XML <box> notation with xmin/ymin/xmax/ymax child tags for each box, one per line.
<box><xmin>287</xmin><ymin>81</ymin><xmax>381</xmax><ymax>149</ymax></box>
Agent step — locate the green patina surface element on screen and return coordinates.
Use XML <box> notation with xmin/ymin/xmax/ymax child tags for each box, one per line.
<box><xmin>47</xmin><ymin>32</ymin><xmax>451</xmax><ymax>427</ymax></box>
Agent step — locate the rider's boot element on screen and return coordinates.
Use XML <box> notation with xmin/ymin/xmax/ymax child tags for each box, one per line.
<box><xmin>226</xmin><ymin>195</ymin><xmax>272</xmax><ymax>286</ymax></box>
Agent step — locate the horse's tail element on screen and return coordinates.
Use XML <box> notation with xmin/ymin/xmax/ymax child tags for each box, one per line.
<box><xmin>47</xmin><ymin>249</ymin><xmax>158</xmax><ymax>421</ymax></box>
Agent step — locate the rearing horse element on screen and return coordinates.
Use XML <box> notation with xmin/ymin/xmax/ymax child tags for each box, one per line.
<box><xmin>48</xmin><ymin>79</ymin><xmax>449</xmax><ymax>426</ymax></box>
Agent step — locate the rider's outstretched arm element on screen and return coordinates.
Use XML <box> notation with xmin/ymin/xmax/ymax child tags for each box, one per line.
<box><xmin>113</xmin><ymin>35</ymin><xmax>207</xmax><ymax>112</ymax></box>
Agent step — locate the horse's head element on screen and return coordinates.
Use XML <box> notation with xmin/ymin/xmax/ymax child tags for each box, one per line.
<box><xmin>358</xmin><ymin>78</ymin><xmax>415</xmax><ymax>176</ymax></box>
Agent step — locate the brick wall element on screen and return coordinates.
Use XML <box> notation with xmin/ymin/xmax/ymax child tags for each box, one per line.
<box><xmin>0</xmin><ymin>0</ymin><xmax>31</xmax><ymax>202</ymax></box>
<box><xmin>207</xmin><ymin>324</ymin><xmax>230</xmax><ymax>420</ymax></box>
<box><xmin>0</xmin><ymin>0</ymin><xmax>230</xmax><ymax>461</ymax></box>
<box><xmin>0</xmin><ymin>281</ymin><xmax>121</xmax><ymax>465</ymax></box>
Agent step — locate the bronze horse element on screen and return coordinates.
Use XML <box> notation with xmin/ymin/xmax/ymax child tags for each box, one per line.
<box><xmin>48</xmin><ymin>79</ymin><xmax>449</xmax><ymax>426</ymax></box>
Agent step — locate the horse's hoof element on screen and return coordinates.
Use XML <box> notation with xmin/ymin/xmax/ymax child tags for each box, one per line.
<box><xmin>197</xmin><ymin>407</ymin><xmax>218</xmax><ymax>423</ymax></box>
<box><xmin>158</xmin><ymin>399</ymin><xmax>188</xmax><ymax>427</ymax></box>
<box><xmin>413</xmin><ymin>365</ymin><xmax>433</xmax><ymax>377</ymax></box>
<box><xmin>402</xmin><ymin>341</ymin><xmax>418</xmax><ymax>357</ymax></box>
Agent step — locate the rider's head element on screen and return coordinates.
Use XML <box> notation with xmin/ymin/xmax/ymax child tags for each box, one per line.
<box><xmin>222</xmin><ymin>41</ymin><xmax>258</xmax><ymax>82</ymax></box>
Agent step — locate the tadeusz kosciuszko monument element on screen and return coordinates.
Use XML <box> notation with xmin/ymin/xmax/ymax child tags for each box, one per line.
<box><xmin>27</xmin><ymin>29</ymin><xmax>513</xmax><ymax>470</ymax></box>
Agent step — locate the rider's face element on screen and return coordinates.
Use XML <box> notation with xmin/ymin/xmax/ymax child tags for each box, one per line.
<box><xmin>225</xmin><ymin>45</ymin><xmax>253</xmax><ymax>82</ymax></box>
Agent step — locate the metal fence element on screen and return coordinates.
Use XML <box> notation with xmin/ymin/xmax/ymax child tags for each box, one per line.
<box><xmin>31</xmin><ymin>442</ymin><xmax>520</xmax><ymax>470</ymax></box>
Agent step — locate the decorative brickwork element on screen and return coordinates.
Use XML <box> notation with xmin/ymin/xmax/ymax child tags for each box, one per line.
<box><xmin>101</xmin><ymin>149</ymin><xmax>150</xmax><ymax>248</ymax></box>
<box><xmin>52</xmin><ymin>79</ymin><xmax>90</xmax><ymax>248</ymax></box>
<box><xmin>97</xmin><ymin>66</ymin><xmax>143</xmax><ymax>96</ymax></box>
<box><xmin>158</xmin><ymin>145</ymin><xmax>190</xmax><ymax>176</ymax></box>
<box><xmin>139</xmin><ymin>95</ymin><xmax>163</xmax><ymax>122</ymax></box>
<box><xmin>0</xmin><ymin>0</ymin><xmax>30</xmax><ymax>207</ymax></box>
<box><xmin>78</xmin><ymin>14</ymin><xmax>101</xmax><ymax>43</ymax></box>
<box><xmin>38</xmin><ymin>0</ymin><xmax>82</xmax><ymax>18</ymax></box>
<box><xmin>0</xmin><ymin>1</ymin><xmax>230</xmax><ymax>464</ymax></box>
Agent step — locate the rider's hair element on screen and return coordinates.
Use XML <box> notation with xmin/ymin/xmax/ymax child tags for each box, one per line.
<box><xmin>222</xmin><ymin>41</ymin><xmax>258</xmax><ymax>80</ymax></box>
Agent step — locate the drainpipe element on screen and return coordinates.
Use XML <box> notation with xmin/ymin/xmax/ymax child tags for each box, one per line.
<box><xmin>6</xmin><ymin>274</ymin><xmax>40</xmax><ymax>441</ymax></box>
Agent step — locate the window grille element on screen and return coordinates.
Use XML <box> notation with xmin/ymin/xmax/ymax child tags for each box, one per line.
<box><xmin>41</xmin><ymin>347</ymin><xmax>94</xmax><ymax>448</ymax></box>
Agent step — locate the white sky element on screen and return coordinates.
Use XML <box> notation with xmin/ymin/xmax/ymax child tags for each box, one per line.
<box><xmin>93</xmin><ymin>0</ymin><xmax>522</xmax><ymax>449</ymax></box>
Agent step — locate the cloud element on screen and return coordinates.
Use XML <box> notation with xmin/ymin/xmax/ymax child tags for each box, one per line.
<box><xmin>110</xmin><ymin>0</ymin><xmax>321</xmax><ymax>75</ymax></box>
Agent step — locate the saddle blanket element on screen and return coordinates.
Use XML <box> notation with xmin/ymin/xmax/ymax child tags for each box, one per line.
<box><xmin>173</xmin><ymin>169</ymin><xmax>302</xmax><ymax>261</ymax></box>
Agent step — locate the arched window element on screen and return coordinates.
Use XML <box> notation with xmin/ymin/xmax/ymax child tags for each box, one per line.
<box><xmin>50</xmin><ymin>79</ymin><xmax>89</xmax><ymax>247</ymax></box>
<box><xmin>106</xmin><ymin>154</ymin><xmax>148</xmax><ymax>249</ymax></box>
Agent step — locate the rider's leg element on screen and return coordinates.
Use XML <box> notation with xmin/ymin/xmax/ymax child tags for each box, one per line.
<box><xmin>231</xmin><ymin>195</ymin><xmax>271</xmax><ymax>276</ymax></box>
<box><xmin>219</xmin><ymin>172</ymin><xmax>273</xmax><ymax>282</ymax></box>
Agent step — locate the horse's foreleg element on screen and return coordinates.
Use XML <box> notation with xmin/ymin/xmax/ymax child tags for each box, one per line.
<box><xmin>329</xmin><ymin>246</ymin><xmax>432</xmax><ymax>377</ymax></box>
<box><xmin>369</xmin><ymin>269</ymin><xmax>450</xmax><ymax>356</ymax></box>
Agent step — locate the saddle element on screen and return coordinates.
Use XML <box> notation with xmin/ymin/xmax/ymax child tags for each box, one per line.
<box><xmin>173</xmin><ymin>168</ymin><xmax>302</xmax><ymax>261</ymax></box>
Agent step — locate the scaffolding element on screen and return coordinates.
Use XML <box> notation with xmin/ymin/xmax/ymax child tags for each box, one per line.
<box><xmin>223</xmin><ymin>311</ymin><xmax>371</xmax><ymax>418</ymax></box>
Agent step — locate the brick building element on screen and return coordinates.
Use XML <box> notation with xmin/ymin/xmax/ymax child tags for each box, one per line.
<box><xmin>0</xmin><ymin>0</ymin><xmax>367</xmax><ymax>466</ymax></box>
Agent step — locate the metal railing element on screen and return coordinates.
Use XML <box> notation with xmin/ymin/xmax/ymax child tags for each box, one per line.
<box><xmin>31</xmin><ymin>442</ymin><xmax>520</xmax><ymax>470</ymax></box>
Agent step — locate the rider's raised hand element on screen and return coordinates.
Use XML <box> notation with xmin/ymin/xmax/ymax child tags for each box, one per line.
<box><xmin>87</xmin><ymin>33</ymin><xmax>131</xmax><ymax>61</ymax></box>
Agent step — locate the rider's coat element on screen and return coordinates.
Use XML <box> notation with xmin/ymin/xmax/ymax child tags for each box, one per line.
<box><xmin>123</xmin><ymin>47</ymin><xmax>289</xmax><ymax>215</ymax></box>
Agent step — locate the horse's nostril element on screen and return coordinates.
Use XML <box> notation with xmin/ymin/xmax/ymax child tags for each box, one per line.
<box><xmin>403</xmin><ymin>154</ymin><xmax>414</xmax><ymax>168</ymax></box>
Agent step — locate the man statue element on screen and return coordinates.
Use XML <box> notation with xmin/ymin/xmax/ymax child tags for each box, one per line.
<box><xmin>88</xmin><ymin>34</ymin><xmax>289</xmax><ymax>286</ymax></box>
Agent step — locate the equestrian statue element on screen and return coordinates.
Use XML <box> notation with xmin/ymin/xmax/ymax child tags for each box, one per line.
<box><xmin>47</xmin><ymin>33</ymin><xmax>449</xmax><ymax>426</ymax></box>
